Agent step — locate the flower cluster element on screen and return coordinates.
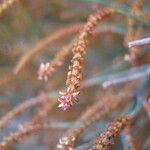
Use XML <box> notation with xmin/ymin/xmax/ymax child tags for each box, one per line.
<box><xmin>58</xmin><ymin>7</ymin><xmax>115</xmax><ymax>110</ymax></box>
<box><xmin>92</xmin><ymin>115</ymin><xmax>131</xmax><ymax>150</ymax></box>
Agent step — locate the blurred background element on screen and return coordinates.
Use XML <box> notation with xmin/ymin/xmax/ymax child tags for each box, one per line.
<box><xmin>0</xmin><ymin>0</ymin><xmax>150</xmax><ymax>149</ymax></box>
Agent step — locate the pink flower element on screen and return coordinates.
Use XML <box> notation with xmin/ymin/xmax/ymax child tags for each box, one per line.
<box><xmin>58</xmin><ymin>88</ymin><xmax>80</xmax><ymax>110</ymax></box>
<box><xmin>38</xmin><ymin>62</ymin><xmax>50</xmax><ymax>81</ymax></box>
